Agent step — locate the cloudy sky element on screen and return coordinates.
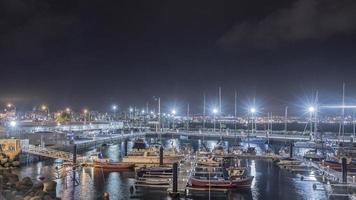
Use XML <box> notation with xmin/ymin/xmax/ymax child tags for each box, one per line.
<box><xmin>1</xmin><ymin>0</ymin><xmax>356</xmax><ymax>114</ymax></box>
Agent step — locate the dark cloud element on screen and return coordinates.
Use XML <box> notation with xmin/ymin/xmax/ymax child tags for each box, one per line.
<box><xmin>219</xmin><ymin>0</ymin><xmax>356</xmax><ymax>48</ymax></box>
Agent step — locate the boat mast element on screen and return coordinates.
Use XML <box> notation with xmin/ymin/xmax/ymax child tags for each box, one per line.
<box><xmin>203</xmin><ymin>93</ymin><xmax>206</xmax><ymax>130</ymax></box>
<box><xmin>314</xmin><ymin>91</ymin><xmax>318</xmax><ymax>137</ymax></box>
<box><xmin>284</xmin><ymin>106</ymin><xmax>288</xmax><ymax>134</ymax></box>
<box><xmin>219</xmin><ymin>86</ymin><xmax>222</xmax><ymax>114</ymax></box>
<box><xmin>234</xmin><ymin>90</ymin><xmax>237</xmax><ymax>131</ymax></box>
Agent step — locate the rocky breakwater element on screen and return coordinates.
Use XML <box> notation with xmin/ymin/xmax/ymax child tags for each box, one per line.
<box><xmin>0</xmin><ymin>170</ymin><xmax>60</xmax><ymax>200</ymax></box>
<box><xmin>0</xmin><ymin>153</ymin><xmax>21</xmax><ymax>169</ymax></box>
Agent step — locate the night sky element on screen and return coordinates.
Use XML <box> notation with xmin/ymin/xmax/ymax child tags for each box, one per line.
<box><xmin>1</xmin><ymin>0</ymin><xmax>356</xmax><ymax>115</ymax></box>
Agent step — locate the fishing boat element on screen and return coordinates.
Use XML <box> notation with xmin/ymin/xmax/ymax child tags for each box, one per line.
<box><xmin>278</xmin><ymin>146</ymin><xmax>290</xmax><ymax>158</ymax></box>
<box><xmin>243</xmin><ymin>147</ymin><xmax>257</xmax><ymax>155</ymax></box>
<box><xmin>122</xmin><ymin>145</ymin><xmax>184</xmax><ymax>165</ymax></box>
<box><xmin>229</xmin><ymin>145</ymin><xmax>244</xmax><ymax>155</ymax></box>
<box><xmin>196</xmin><ymin>156</ymin><xmax>221</xmax><ymax>167</ymax></box>
<box><xmin>303</xmin><ymin>150</ymin><xmax>325</xmax><ymax>161</ymax></box>
<box><xmin>320</xmin><ymin>159</ymin><xmax>356</xmax><ymax>172</ymax></box>
<box><xmin>93</xmin><ymin>160</ymin><xmax>134</xmax><ymax>170</ymax></box>
<box><xmin>190</xmin><ymin>175</ymin><xmax>254</xmax><ymax>189</ymax></box>
<box><xmin>136</xmin><ymin>166</ymin><xmax>172</xmax><ymax>178</ymax></box>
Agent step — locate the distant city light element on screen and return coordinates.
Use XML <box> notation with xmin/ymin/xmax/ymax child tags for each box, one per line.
<box><xmin>83</xmin><ymin>109</ymin><xmax>88</xmax><ymax>114</ymax></box>
<box><xmin>150</xmin><ymin>111</ymin><xmax>154</xmax><ymax>115</ymax></box>
<box><xmin>212</xmin><ymin>108</ymin><xmax>218</xmax><ymax>114</ymax></box>
<box><xmin>141</xmin><ymin>110</ymin><xmax>145</xmax><ymax>114</ymax></box>
<box><xmin>7</xmin><ymin>103</ymin><xmax>12</xmax><ymax>108</ymax></box>
<box><xmin>129</xmin><ymin>108</ymin><xmax>133</xmax><ymax>112</ymax></box>
<box><xmin>171</xmin><ymin>109</ymin><xmax>176</xmax><ymax>115</ymax></box>
<box><xmin>66</xmin><ymin>107</ymin><xmax>71</xmax><ymax>112</ymax></box>
<box><xmin>41</xmin><ymin>105</ymin><xmax>47</xmax><ymax>110</ymax></box>
<box><xmin>10</xmin><ymin>121</ymin><xmax>17</xmax><ymax>127</ymax></box>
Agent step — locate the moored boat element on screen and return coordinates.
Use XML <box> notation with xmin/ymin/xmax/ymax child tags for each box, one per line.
<box><xmin>93</xmin><ymin>160</ymin><xmax>134</xmax><ymax>170</ymax></box>
<box><xmin>190</xmin><ymin>175</ymin><xmax>254</xmax><ymax>189</ymax></box>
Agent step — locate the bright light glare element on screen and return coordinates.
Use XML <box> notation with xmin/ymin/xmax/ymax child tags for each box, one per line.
<box><xmin>308</xmin><ymin>106</ymin><xmax>315</xmax><ymax>113</ymax></box>
<box><xmin>129</xmin><ymin>108</ymin><xmax>133</xmax><ymax>112</ymax></box>
<box><xmin>141</xmin><ymin>110</ymin><xmax>145</xmax><ymax>114</ymax></box>
<box><xmin>171</xmin><ymin>109</ymin><xmax>176</xmax><ymax>115</ymax></box>
<box><xmin>83</xmin><ymin>109</ymin><xmax>88</xmax><ymax>114</ymax></box>
<box><xmin>212</xmin><ymin>108</ymin><xmax>218</xmax><ymax>114</ymax></box>
<box><xmin>10</xmin><ymin>121</ymin><xmax>17</xmax><ymax>127</ymax></box>
<box><xmin>112</xmin><ymin>105</ymin><xmax>117</xmax><ymax>110</ymax></box>
<box><xmin>250</xmin><ymin>107</ymin><xmax>256</xmax><ymax>114</ymax></box>
<box><xmin>66</xmin><ymin>107</ymin><xmax>71</xmax><ymax>112</ymax></box>
<box><xmin>41</xmin><ymin>105</ymin><xmax>47</xmax><ymax>110</ymax></box>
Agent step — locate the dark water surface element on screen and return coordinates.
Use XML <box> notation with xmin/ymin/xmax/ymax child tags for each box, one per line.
<box><xmin>14</xmin><ymin>137</ymin><xmax>327</xmax><ymax>200</ymax></box>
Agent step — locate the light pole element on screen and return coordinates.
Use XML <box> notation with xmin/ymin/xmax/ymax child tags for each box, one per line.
<box><xmin>129</xmin><ymin>107</ymin><xmax>133</xmax><ymax>119</ymax></box>
<box><xmin>212</xmin><ymin>108</ymin><xmax>218</xmax><ymax>132</ymax></box>
<box><xmin>112</xmin><ymin>105</ymin><xmax>118</xmax><ymax>120</ymax></box>
<box><xmin>249</xmin><ymin>107</ymin><xmax>256</xmax><ymax>147</ymax></box>
<box><xmin>83</xmin><ymin>109</ymin><xmax>88</xmax><ymax>124</ymax></box>
<box><xmin>41</xmin><ymin>105</ymin><xmax>50</xmax><ymax>120</ymax></box>
<box><xmin>308</xmin><ymin>106</ymin><xmax>315</xmax><ymax>140</ymax></box>
<box><xmin>171</xmin><ymin>109</ymin><xmax>176</xmax><ymax>130</ymax></box>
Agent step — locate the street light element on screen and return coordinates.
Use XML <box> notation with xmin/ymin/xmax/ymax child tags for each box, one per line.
<box><xmin>308</xmin><ymin>106</ymin><xmax>315</xmax><ymax>113</ymax></box>
<box><xmin>171</xmin><ymin>109</ymin><xmax>176</xmax><ymax>115</ymax></box>
<box><xmin>66</xmin><ymin>107</ymin><xmax>71</xmax><ymax>113</ymax></box>
<box><xmin>250</xmin><ymin>107</ymin><xmax>256</xmax><ymax>114</ymax></box>
<box><xmin>10</xmin><ymin>120</ymin><xmax>17</xmax><ymax>127</ymax></box>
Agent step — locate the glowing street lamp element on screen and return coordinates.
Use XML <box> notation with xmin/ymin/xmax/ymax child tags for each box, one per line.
<box><xmin>308</xmin><ymin>106</ymin><xmax>315</xmax><ymax>113</ymax></box>
<box><xmin>7</xmin><ymin>103</ymin><xmax>12</xmax><ymax>108</ymax></box>
<box><xmin>250</xmin><ymin>107</ymin><xmax>256</xmax><ymax>114</ymax></box>
<box><xmin>66</xmin><ymin>107</ymin><xmax>71</xmax><ymax>113</ymax></box>
<box><xmin>171</xmin><ymin>109</ymin><xmax>176</xmax><ymax>115</ymax></box>
<box><xmin>9</xmin><ymin>120</ymin><xmax>17</xmax><ymax>128</ymax></box>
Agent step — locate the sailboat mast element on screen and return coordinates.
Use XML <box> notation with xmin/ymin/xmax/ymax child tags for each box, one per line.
<box><xmin>203</xmin><ymin>93</ymin><xmax>206</xmax><ymax>129</ymax></box>
<box><xmin>342</xmin><ymin>83</ymin><xmax>345</xmax><ymax>143</ymax></box>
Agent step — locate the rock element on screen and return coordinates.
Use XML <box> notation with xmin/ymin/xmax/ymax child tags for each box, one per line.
<box><xmin>4</xmin><ymin>162</ymin><xmax>11</xmax><ymax>168</ymax></box>
<box><xmin>43</xmin><ymin>194</ymin><xmax>54</xmax><ymax>200</ymax></box>
<box><xmin>43</xmin><ymin>180</ymin><xmax>56</xmax><ymax>194</ymax></box>
<box><xmin>15</xmin><ymin>195</ymin><xmax>24</xmax><ymax>200</ymax></box>
<box><xmin>3</xmin><ymin>172</ymin><xmax>19</xmax><ymax>185</ymax></box>
<box><xmin>32</xmin><ymin>182</ymin><xmax>44</xmax><ymax>191</ymax></box>
<box><xmin>29</xmin><ymin>196</ymin><xmax>42</xmax><ymax>200</ymax></box>
<box><xmin>1</xmin><ymin>158</ymin><xmax>8</xmax><ymax>164</ymax></box>
<box><xmin>22</xmin><ymin>177</ymin><xmax>34</xmax><ymax>187</ymax></box>
<box><xmin>12</xmin><ymin>161</ymin><xmax>20</xmax><ymax>167</ymax></box>
<box><xmin>24</xmin><ymin>196</ymin><xmax>32</xmax><ymax>200</ymax></box>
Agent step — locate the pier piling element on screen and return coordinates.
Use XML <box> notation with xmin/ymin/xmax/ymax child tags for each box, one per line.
<box><xmin>159</xmin><ymin>146</ymin><xmax>164</xmax><ymax>166</ymax></box>
<box><xmin>173</xmin><ymin>162</ymin><xmax>178</xmax><ymax>193</ymax></box>
<box><xmin>124</xmin><ymin>140</ymin><xmax>128</xmax><ymax>156</ymax></box>
<box><xmin>289</xmin><ymin>143</ymin><xmax>293</xmax><ymax>158</ymax></box>
<box><xmin>342</xmin><ymin>157</ymin><xmax>347</xmax><ymax>183</ymax></box>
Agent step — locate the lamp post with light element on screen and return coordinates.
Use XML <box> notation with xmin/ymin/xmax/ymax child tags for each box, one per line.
<box><xmin>249</xmin><ymin>107</ymin><xmax>256</xmax><ymax>147</ymax></box>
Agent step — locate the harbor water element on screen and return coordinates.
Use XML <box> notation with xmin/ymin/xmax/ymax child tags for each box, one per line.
<box><xmin>13</xmin><ymin>136</ymin><xmax>328</xmax><ymax>200</ymax></box>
